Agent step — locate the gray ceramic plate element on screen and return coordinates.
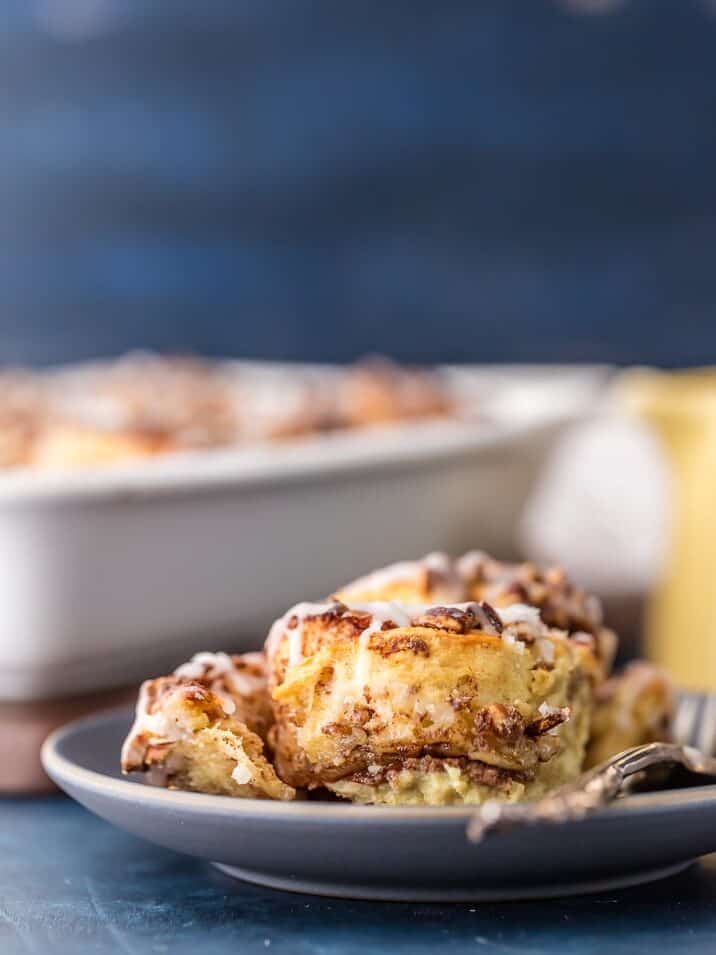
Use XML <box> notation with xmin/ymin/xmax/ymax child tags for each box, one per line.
<box><xmin>42</xmin><ymin>709</ymin><xmax>716</xmax><ymax>902</ymax></box>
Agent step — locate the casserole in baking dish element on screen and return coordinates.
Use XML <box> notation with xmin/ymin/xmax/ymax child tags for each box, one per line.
<box><xmin>0</xmin><ymin>362</ymin><xmax>607</xmax><ymax>701</ymax></box>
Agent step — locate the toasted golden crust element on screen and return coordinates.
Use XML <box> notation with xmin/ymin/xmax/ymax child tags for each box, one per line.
<box><xmin>266</xmin><ymin>599</ymin><xmax>597</xmax><ymax>804</ymax></box>
<box><xmin>337</xmin><ymin>552</ymin><xmax>617</xmax><ymax>677</ymax></box>
<box><xmin>121</xmin><ymin>675</ymin><xmax>294</xmax><ymax>801</ymax></box>
<box><xmin>336</xmin><ymin>553</ymin><xmax>465</xmax><ymax>604</ymax></box>
<box><xmin>585</xmin><ymin>661</ymin><xmax>674</xmax><ymax>768</ymax></box>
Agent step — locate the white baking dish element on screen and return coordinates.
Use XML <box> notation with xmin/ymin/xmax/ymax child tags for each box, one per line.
<box><xmin>0</xmin><ymin>364</ymin><xmax>608</xmax><ymax>701</ymax></box>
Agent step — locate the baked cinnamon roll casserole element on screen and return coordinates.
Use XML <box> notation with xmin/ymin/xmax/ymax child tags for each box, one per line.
<box><xmin>0</xmin><ymin>354</ymin><xmax>455</xmax><ymax>471</ymax></box>
<box><xmin>121</xmin><ymin>552</ymin><xmax>673</xmax><ymax>805</ymax></box>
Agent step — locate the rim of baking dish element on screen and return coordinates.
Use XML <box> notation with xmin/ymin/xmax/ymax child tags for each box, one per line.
<box><xmin>0</xmin><ymin>363</ymin><xmax>611</xmax><ymax>504</ymax></box>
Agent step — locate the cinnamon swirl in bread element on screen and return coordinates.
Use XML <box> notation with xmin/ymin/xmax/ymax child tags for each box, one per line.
<box><xmin>265</xmin><ymin>600</ymin><xmax>599</xmax><ymax>804</ymax></box>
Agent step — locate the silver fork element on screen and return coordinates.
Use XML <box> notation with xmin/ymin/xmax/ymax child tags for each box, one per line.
<box><xmin>467</xmin><ymin>691</ymin><xmax>716</xmax><ymax>843</ymax></box>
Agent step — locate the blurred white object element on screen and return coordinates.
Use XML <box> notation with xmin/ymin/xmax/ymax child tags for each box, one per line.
<box><xmin>0</xmin><ymin>363</ymin><xmax>608</xmax><ymax>701</ymax></box>
<box><xmin>450</xmin><ymin>365</ymin><xmax>611</xmax><ymax>426</ymax></box>
<box><xmin>520</xmin><ymin>409</ymin><xmax>669</xmax><ymax>597</ymax></box>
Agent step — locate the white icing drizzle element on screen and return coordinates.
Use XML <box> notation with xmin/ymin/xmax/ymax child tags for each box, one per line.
<box><xmin>231</xmin><ymin>762</ymin><xmax>253</xmax><ymax>785</ymax></box>
<box><xmin>535</xmin><ymin>637</ymin><xmax>556</xmax><ymax>665</ymax></box>
<box><xmin>266</xmin><ymin>597</ymin><xmax>553</xmax><ymax>672</ymax></box>
<box><xmin>288</xmin><ymin>629</ymin><xmax>303</xmax><ymax>668</ymax></box>
<box><xmin>351</xmin><ymin>633</ymin><xmax>373</xmax><ymax>705</ymax></box>
<box><xmin>501</xmin><ymin>631</ymin><xmax>526</xmax><ymax>654</ymax></box>
<box><xmin>455</xmin><ymin>550</ymin><xmax>488</xmax><ymax>581</ymax></box>
<box><xmin>351</xmin><ymin>601</ymin><xmax>414</xmax><ymax>631</ymax></box>
<box><xmin>130</xmin><ymin>681</ymin><xmax>178</xmax><ymax>741</ymax></box>
<box><xmin>175</xmin><ymin>651</ymin><xmax>235</xmax><ymax>681</ymax></box>
<box><xmin>340</xmin><ymin>602</ymin><xmax>417</xmax><ymax>698</ymax></box>
<box><xmin>121</xmin><ymin>679</ymin><xmax>190</xmax><ymax>770</ymax></box>
<box><xmin>497</xmin><ymin>603</ymin><xmax>546</xmax><ymax>632</ymax></box>
<box><xmin>464</xmin><ymin>602</ymin><xmax>498</xmax><ymax>633</ymax></box>
<box><xmin>174</xmin><ymin>650</ymin><xmax>266</xmax><ymax>712</ymax></box>
<box><xmin>265</xmin><ymin>601</ymin><xmax>339</xmax><ymax>665</ymax></box>
<box><xmin>217</xmin><ymin>695</ymin><xmax>237</xmax><ymax>716</ymax></box>
<box><xmin>353</xmin><ymin>606</ymin><xmax>398</xmax><ymax>694</ymax></box>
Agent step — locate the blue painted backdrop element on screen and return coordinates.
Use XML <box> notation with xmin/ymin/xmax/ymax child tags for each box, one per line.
<box><xmin>2</xmin><ymin>0</ymin><xmax>716</xmax><ymax>366</ymax></box>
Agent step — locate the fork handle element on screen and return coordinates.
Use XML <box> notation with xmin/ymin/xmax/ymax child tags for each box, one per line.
<box><xmin>467</xmin><ymin>742</ymin><xmax>716</xmax><ymax>842</ymax></box>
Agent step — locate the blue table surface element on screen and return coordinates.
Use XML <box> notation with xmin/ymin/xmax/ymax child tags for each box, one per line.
<box><xmin>1</xmin><ymin>796</ymin><xmax>714</xmax><ymax>955</ymax></box>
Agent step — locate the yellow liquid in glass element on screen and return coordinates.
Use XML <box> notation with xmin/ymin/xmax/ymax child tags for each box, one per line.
<box><xmin>622</xmin><ymin>369</ymin><xmax>716</xmax><ymax>690</ymax></box>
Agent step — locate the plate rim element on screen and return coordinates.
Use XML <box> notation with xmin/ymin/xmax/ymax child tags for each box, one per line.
<box><xmin>42</xmin><ymin>707</ymin><xmax>716</xmax><ymax>824</ymax></box>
